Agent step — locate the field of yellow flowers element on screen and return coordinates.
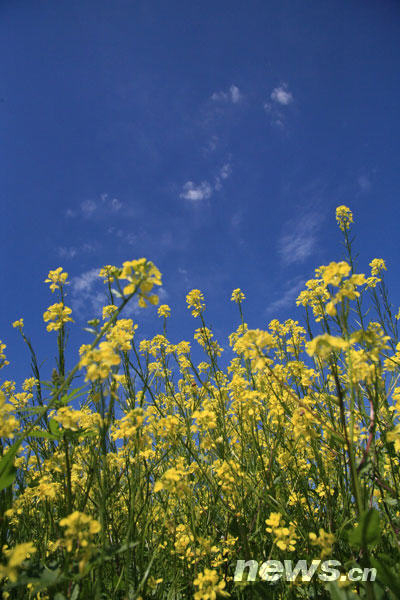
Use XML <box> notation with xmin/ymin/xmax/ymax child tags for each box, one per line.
<box><xmin>1</xmin><ymin>206</ymin><xmax>400</xmax><ymax>599</ymax></box>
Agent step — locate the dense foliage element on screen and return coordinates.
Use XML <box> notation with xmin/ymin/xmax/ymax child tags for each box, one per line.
<box><xmin>1</xmin><ymin>206</ymin><xmax>400</xmax><ymax>599</ymax></box>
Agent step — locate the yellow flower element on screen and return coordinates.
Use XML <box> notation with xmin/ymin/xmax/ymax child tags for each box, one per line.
<box><xmin>12</xmin><ymin>319</ymin><xmax>24</xmax><ymax>329</ymax></box>
<box><xmin>175</xmin><ymin>340</ymin><xmax>191</xmax><ymax>354</ymax></box>
<box><xmin>79</xmin><ymin>341</ymin><xmax>120</xmax><ymax>381</ymax></box>
<box><xmin>326</xmin><ymin>301</ymin><xmax>337</xmax><ymax>317</ymax></box>
<box><xmin>102</xmin><ymin>304</ymin><xmax>118</xmax><ymax>320</ymax></box>
<box><xmin>60</xmin><ymin>511</ymin><xmax>101</xmax><ymax>537</ymax></box>
<box><xmin>296</xmin><ymin>278</ymin><xmax>330</xmax><ymax>321</ymax></box>
<box><xmin>53</xmin><ymin>406</ymin><xmax>96</xmax><ymax>432</ymax></box>
<box><xmin>22</xmin><ymin>377</ymin><xmax>37</xmax><ymax>391</ymax></box>
<box><xmin>193</xmin><ymin>568</ymin><xmax>229</xmax><ymax>600</ymax></box>
<box><xmin>0</xmin><ymin>542</ymin><xmax>36</xmax><ymax>582</ymax></box>
<box><xmin>59</xmin><ymin>511</ymin><xmax>101</xmax><ymax>571</ymax></box>
<box><xmin>369</xmin><ymin>258</ymin><xmax>386</xmax><ymax>277</ymax></box>
<box><xmin>366</xmin><ymin>276</ymin><xmax>381</xmax><ymax>288</ymax></box>
<box><xmin>43</xmin><ymin>303</ymin><xmax>73</xmax><ymax>332</ymax></box>
<box><xmin>335</xmin><ymin>205</ymin><xmax>353</xmax><ymax>231</ymax></box>
<box><xmin>306</xmin><ymin>334</ymin><xmax>349</xmax><ymax>360</ymax></box>
<box><xmin>265</xmin><ymin>512</ymin><xmax>297</xmax><ymax>552</ymax></box>
<box><xmin>9</xmin><ymin>392</ymin><xmax>31</xmax><ymax>410</ymax></box>
<box><xmin>192</xmin><ymin>407</ymin><xmax>217</xmax><ymax>431</ymax></box>
<box><xmin>234</xmin><ymin>329</ymin><xmax>276</xmax><ymax>370</ymax></box>
<box><xmin>119</xmin><ymin>258</ymin><xmax>161</xmax><ymax>307</ymax></box>
<box><xmin>99</xmin><ymin>265</ymin><xmax>119</xmax><ymax>283</ymax></box>
<box><xmin>0</xmin><ymin>341</ymin><xmax>9</xmax><ymax>369</ymax></box>
<box><xmin>274</xmin><ymin>524</ymin><xmax>297</xmax><ymax>552</ymax></box>
<box><xmin>112</xmin><ymin>408</ymin><xmax>145</xmax><ymax>440</ymax></box>
<box><xmin>186</xmin><ymin>289</ymin><xmax>205</xmax><ymax>317</ymax></box>
<box><xmin>319</xmin><ymin>261</ymin><xmax>351</xmax><ymax>286</ymax></box>
<box><xmin>106</xmin><ymin>319</ymin><xmax>137</xmax><ymax>352</ymax></box>
<box><xmin>0</xmin><ymin>392</ymin><xmax>19</xmax><ymax>437</ymax></box>
<box><xmin>154</xmin><ymin>464</ymin><xmax>188</xmax><ymax>496</ymax></box>
<box><xmin>265</xmin><ymin>512</ymin><xmax>282</xmax><ymax>532</ymax></box>
<box><xmin>309</xmin><ymin>528</ymin><xmax>335</xmax><ymax>559</ymax></box>
<box><xmin>157</xmin><ymin>304</ymin><xmax>171</xmax><ymax>318</ymax></box>
<box><xmin>231</xmin><ymin>288</ymin><xmax>245</xmax><ymax>304</ymax></box>
<box><xmin>44</xmin><ymin>267</ymin><xmax>69</xmax><ymax>292</ymax></box>
<box><xmin>387</xmin><ymin>425</ymin><xmax>400</xmax><ymax>453</ymax></box>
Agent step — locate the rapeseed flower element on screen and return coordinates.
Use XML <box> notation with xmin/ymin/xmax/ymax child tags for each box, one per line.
<box><xmin>43</xmin><ymin>303</ymin><xmax>73</xmax><ymax>331</ymax></box>
<box><xmin>335</xmin><ymin>205</ymin><xmax>353</xmax><ymax>231</ymax></box>
<box><xmin>45</xmin><ymin>267</ymin><xmax>69</xmax><ymax>292</ymax></box>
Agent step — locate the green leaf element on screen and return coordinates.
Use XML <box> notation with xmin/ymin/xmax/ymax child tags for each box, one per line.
<box><xmin>371</xmin><ymin>555</ymin><xmax>400</xmax><ymax>598</ymax></box>
<box><xmin>348</xmin><ymin>509</ymin><xmax>380</xmax><ymax>548</ymax></box>
<box><xmin>356</xmin><ymin>458</ymin><xmax>373</xmax><ymax>477</ymax></box>
<box><xmin>29</xmin><ymin>430</ymin><xmax>58</xmax><ymax>440</ymax></box>
<box><xmin>77</xmin><ymin>428</ymin><xmax>97</xmax><ymax>439</ymax></box>
<box><xmin>0</xmin><ymin>464</ymin><xmax>16</xmax><ymax>491</ymax></box>
<box><xmin>39</xmin><ymin>566</ymin><xmax>62</xmax><ymax>587</ymax></box>
<box><xmin>373</xmin><ymin>584</ymin><xmax>387</xmax><ymax>600</ymax></box>
<box><xmin>13</xmin><ymin>406</ymin><xmax>47</xmax><ymax>415</ymax></box>
<box><xmin>327</xmin><ymin>582</ymin><xmax>358</xmax><ymax>599</ymax></box>
<box><xmin>337</xmin><ymin>518</ymin><xmax>355</xmax><ymax>540</ymax></box>
<box><xmin>0</xmin><ymin>443</ymin><xmax>22</xmax><ymax>491</ymax></box>
<box><xmin>49</xmin><ymin>418</ymin><xmax>62</xmax><ymax>437</ymax></box>
<box><xmin>384</xmin><ymin>497</ymin><xmax>398</xmax><ymax>507</ymax></box>
<box><xmin>60</xmin><ymin>385</ymin><xmax>88</xmax><ymax>405</ymax></box>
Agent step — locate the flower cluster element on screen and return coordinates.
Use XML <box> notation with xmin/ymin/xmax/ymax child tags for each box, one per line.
<box><xmin>0</xmin><ymin>543</ymin><xmax>36</xmax><ymax>583</ymax></box>
<box><xmin>335</xmin><ymin>205</ymin><xmax>353</xmax><ymax>231</ymax></box>
<box><xmin>43</xmin><ymin>303</ymin><xmax>73</xmax><ymax>332</ymax></box>
<box><xmin>2</xmin><ymin>213</ymin><xmax>400</xmax><ymax>599</ymax></box>
<box><xmin>45</xmin><ymin>267</ymin><xmax>69</xmax><ymax>292</ymax></box>
<box><xmin>193</xmin><ymin>568</ymin><xmax>229</xmax><ymax>600</ymax></box>
<box><xmin>119</xmin><ymin>258</ymin><xmax>162</xmax><ymax>306</ymax></box>
<box><xmin>186</xmin><ymin>289</ymin><xmax>206</xmax><ymax>317</ymax></box>
<box><xmin>79</xmin><ymin>341</ymin><xmax>120</xmax><ymax>381</ymax></box>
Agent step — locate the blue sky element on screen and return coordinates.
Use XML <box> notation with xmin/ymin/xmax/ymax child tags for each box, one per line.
<box><xmin>1</xmin><ymin>0</ymin><xmax>400</xmax><ymax>381</ymax></box>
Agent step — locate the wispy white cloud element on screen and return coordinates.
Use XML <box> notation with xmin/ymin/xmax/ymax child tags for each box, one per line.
<box><xmin>278</xmin><ymin>212</ymin><xmax>321</xmax><ymax>266</ymax></box>
<box><xmin>70</xmin><ymin>268</ymin><xmax>106</xmax><ymax>319</ymax></box>
<box><xmin>204</xmin><ymin>135</ymin><xmax>219</xmax><ymax>153</ymax></box>
<box><xmin>178</xmin><ymin>267</ymin><xmax>189</xmax><ymax>283</ymax></box>
<box><xmin>211</xmin><ymin>84</ymin><xmax>242</xmax><ymax>104</ymax></box>
<box><xmin>263</xmin><ymin>103</ymin><xmax>285</xmax><ymax>128</ymax></box>
<box><xmin>81</xmin><ymin>199</ymin><xmax>97</xmax><ymax>217</ymax></box>
<box><xmin>231</xmin><ymin>210</ymin><xmax>242</xmax><ymax>228</ymax></box>
<box><xmin>214</xmin><ymin>162</ymin><xmax>232</xmax><ymax>190</ymax></box>
<box><xmin>270</xmin><ymin>84</ymin><xmax>293</xmax><ymax>106</ymax></box>
<box><xmin>230</xmin><ymin>85</ymin><xmax>241</xmax><ymax>103</ymax></box>
<box><xmin>101</xmin><ymin>193</ymin><xmax>122</xmax><ymax>211</ymax></box>
<box><xmin>71</xmin><ymin>269</ymin><xmax>100</xmax><ymax>295</ymax></box>
<box><xmin>58</xmin><ymin>247</ymin><xmax>78</xmax><ymax>260</ymax></box>
<box><xmin>66</xmin><ymin>193</ymin><xmax>123</xmax><ymax>219</ymax></box>
<box><xmin>220</xmin><ymin>163</ymin><xmax>231</xmax><ymax>179</ymax></box>
<box><xmin>57</xmin><ymin>243</ymin><xmax>97</xmax><ymax>261</ymax></box>
<box><xmin>267</xmin><ymin>277</ymin><xmax>305</xmax><ymax>314</ymax></box>
<box><xmin>180</xmin><ymin>162</ymin><xmax>232</xmax><ymax>203</ymax></box>
<box><xmin>180</xmin><ymin>181</ymin><xmax>213</xmax><ymax>202</ymax></box>
<box><xmin>107</xmin><ymin>226</ymin><xmax>137</xmax><ymax>246</ymax></box>
<box><xmin>70</xmin><ymin>266</ymin><xmax>167</xmax><ymax>320</ymax></box>
<box><xmin>358</xmin><ymin>175</ymin><xmax>371</xmax><ymax>193</ymax></box>
<box><xmin>157</xmin><ymin>287</ymin><xmax>169</xmax><ymax>303</ymax></box>
<box><xmin>264</xmin><ymin>83</ymin><xmax>294</xmax><ymax>128</ymax></box>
